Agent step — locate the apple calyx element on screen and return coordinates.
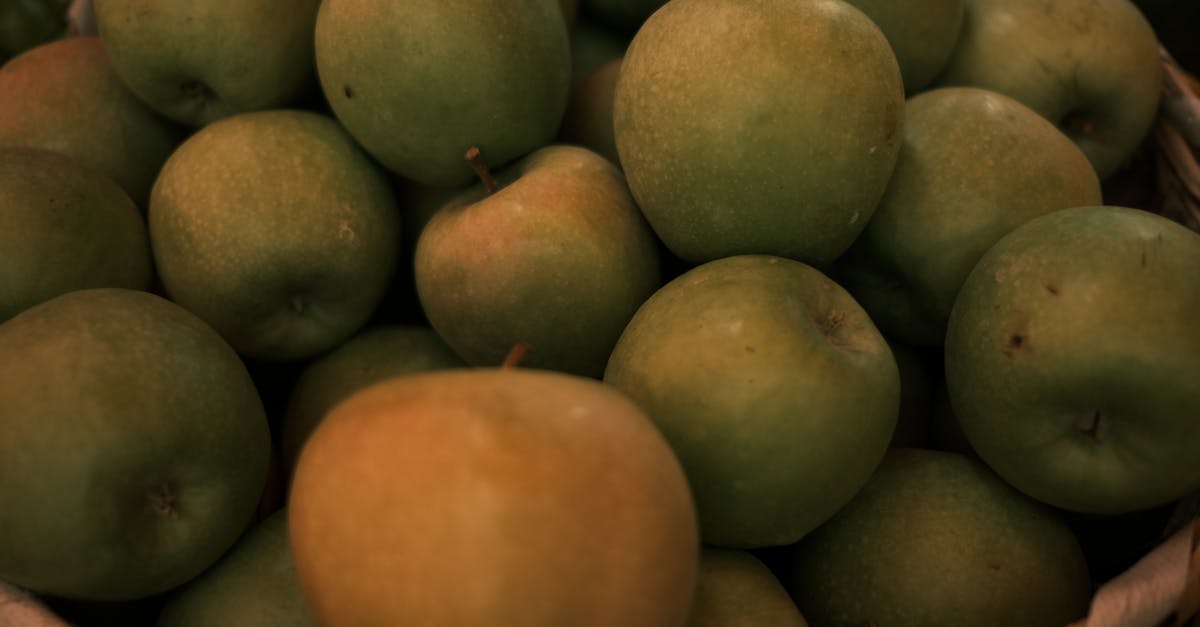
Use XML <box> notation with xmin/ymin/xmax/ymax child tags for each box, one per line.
<box><xmin>501</xmin><ymin>341</ymin><xmax>532</xmax><ymax>369</ymax></box>
<box><xmin>1073</xmin><ymin>410</ymin><xmax>1106</xmax><ymax>443</ymax></box>
<box><xmin>145</xmin><ymin>483</ymin><xmax>179</xmax><ymax>518</ymax></box>
<box><xmin>465</xmin><ymin>146</ymin><xmax>500</xmax><ymax>194</ymax></box>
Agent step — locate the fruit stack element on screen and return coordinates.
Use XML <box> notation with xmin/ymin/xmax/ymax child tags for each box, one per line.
<box><xmin>1</xmin><ymin>0</ymin><xmax>1199</xmax><ymax>626</ymax></box>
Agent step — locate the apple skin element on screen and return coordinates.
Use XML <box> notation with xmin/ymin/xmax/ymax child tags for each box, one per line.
<box><xmin>835</xmin><ymin>86</ymin><xmax>1102</xmax><ymax>347</ymax></box>
<box><xmin>0</xmin><ymin>146</ymin><xmax>152</xmax><ymax>322</ymax></box>
<box><xmin>934</xmin><ymin>0</ymin><xmax>1162</xmax><ymax>180</ymax></box>
<box><xmin>156</xmin><ymin>508</ymin><xmax>316</xmax><ymax>627</ymax></box>
<box><xmin>93</xmin><ymin>0</ymin><xmax>321</xmax><ymax>127</ymax></box>
<box><xmin>288</xmin><ymin>368</ymin><xmax>699</xmax><ymax>627</ymax></box>
<box><xmin>945</xmin><ymin>205</ymin><xmax>1200</xmax><ymax>514</ymax></box>
<box><xmin>313</xmin><ymin>0</ymin><xmax>571</xmax><ymax>187</ymax></box>
<box><xmin>604</xmin><ymin>254</ymin><xmax>900</xmax><ymax>548</ymax></box>
<box><xmin>0</xmin><ymin>288</ymin><xmax>271</xmax><ymax>601</ymax></box>
<box><xmin>842</xmin><ymin>0</ymin><xmax>964</xmax><ymax>93</ymax></box>
<box><xmin>149</xmin><ymin>109</ymin><xmax>401</xmax><ymax>362</ymax></box>
<box><xmin>414</xmin><ymin>144</ymin><xmax>661</xmax><ymax>378</ymax></box>
<box><xmin>788</xmin><ymin>448</ymin><xmax>1092</xmax><ymax>627</ymax></box>
<box><xmin>613</xmin><ymin>0</ymin><xmax>904</xmax><ymax>266</ymax></box>
<box><xmin>687</xmin><ymin>548</ymin><xmax>808</xmax><ymax>627</ymax></box>
<box><xmin>0</xmin><ymin>36</ymin><xmax>183</xmax><ymax>207</ymax></box>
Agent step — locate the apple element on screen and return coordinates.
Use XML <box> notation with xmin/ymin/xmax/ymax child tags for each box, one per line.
<box><xmin>0</xmin><ymin>288</ymin><xmax>271</xmax><ymax>601</ymax></box>
<box><xmin>93</xmin><ymin>0</ymin><xmax>321</xmax><ymax>126</ymax></box>
<box><xmin>842</xmin><ymin>0</ymin><xmax>965</xmax><ymax>93</ymax></box>
<box><xmin>156</xmin><ymin>508</ymin><xmax>316</xmax><ymax>627</ymax></box>
<box><xmin>787</xmin><ymin>448</ymin><xmax>1092</xmax><ymax>627</ymax></box>
<box><xmin>604</xmin><ymin>254</ymin><xmax>900</xmax><ymax>548</ymax></box>
<box><xmin>313</xmin><ymin>0</ymin><xmax>571</xmax><ymax>186</ymax></box>
<box><xmin>945</xmin><ymin>205</ymin><xmax>1200</xmax><ymax>514</ymax></box>
<box><xmin>148</xmin><ymin>108</ymin><xmax>401</xmax><ymax>362</ymax></box>
<box><xmin>613</xmin><ymin>0</ymin><xmax>905</xmax><ymax>265</ymax></box>
<box><xmin>288</xmin><ymin>368</ymin><xmax>700</xmax><ymax>627</ymax></box>
<box><xmin>558</xmin><ymin>57</ymin><xmax>622</xmax><ymax>167</ymax></box>
<box><xmin>687</xmin><ymin>548</ymin><xmax>808</xmax><ymax>626</ymax></box>
<box><xmin>279</xmin><ymin>324</ymin><xmax>467</xmax><ymax>482</ymax></box>
<box><xmin>0</xmin><ymin>146</ymin><xmax>151</xmax><ymax>322</ymax></box>
<box><xmin>0</xmin><ymin>36</ymin><xmax>182</xmax><ymax>207</ymax></box>
<box><xmin>934</xmin><ymin>0</ymin><xmax>1162</xmax><ymax>180</ymax></box>
<box><xmin>835</xmin><ymin>86</ymin><xmax>1102</xmax><ymax>347</ymax></box>
<box><xmin>414</xmin><ymin>143</ymin><xmax>661</xmax><ymax>378</ymax></box>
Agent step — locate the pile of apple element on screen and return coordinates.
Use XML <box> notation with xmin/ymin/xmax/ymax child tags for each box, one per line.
<box><xmin>2</xmin><ymin>0</ymin><xmax>1199</xmax><ymax>625</ymax></box>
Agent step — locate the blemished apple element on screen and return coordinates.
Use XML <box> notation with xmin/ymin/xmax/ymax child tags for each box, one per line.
<box><xmin>0</xmin><ymin>36</ymin><xmax>182</xmax><ymax>207</ymax></box>
<box><xmin>279</xmin><ymin>324</ymin><xmax>466</xmax><ymax>482</ymax></box>
<box><xmin>935</xmin><ymin>0</ymin><xmax>1162</xmax><ymax>180</ymax></box>
<box><xmin>288</xmin><ymin>368</ymin><xmax>700</xmax><ymax>627</ymax></box>
<box><xmin>613</xmin><ymin>0</ymin><xmax>904</xmax><ymax>265</ymax></box>
<box><xmin>604</xmin><ymin>254</ymin><xmax>900</xmax><ymax>548</ymax></box>
<box><xmin>945</xmin><ymin>205</ymin><xmax>1200</xmax><ymax>514</ymax></box>
<box><xmin>835</xmin><ymin>86</ymin><xmax>1102</xmax><ymax>347</ymax></box>
<box><xmin>686</xmin><ymin>548</ymin><xmax>808</xmax><ymax>627</ymax></box>
<box><xmin>149</xmin><ymin>108</ymin><xmax>401</xmax><ymax>362</ymax></box>
<box><xmin>156</xmin><ymin>508</ymin><xmax>316</xmax><ymax>627</ymax></box>
<box><xmin>414</xmin><ymin>143</ymin><xmax>661</xmax><ymax>378</ymax></box>
<box><xmin>313</xmin><ymin>0</ymin><xmax>571</xmax><ymax>187</ymax></box>
<box><xmin>0</xmin><ymin>288</ymin><xmax>271</xmax><ymax>601</ymax></box>
<box><xmin>788</xmin><ymin>448</ymin><xmax>1092</xmax><ymax>627</ymax></box>
<box><xmin>0</xmin><ymin>146</ymin><xmax>152</xmax><ymax>322</ymax></box>
<box><xmin>93</xmin><ymin>0</ymin><xmax>321</xmax><ymax>126</ymax></box>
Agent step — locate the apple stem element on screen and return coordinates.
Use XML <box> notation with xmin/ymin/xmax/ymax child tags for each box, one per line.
<box><xmin>465</xmin><ymin>146</ymin><xmax>500</xmax><ymax>194</ymax></box>
<box><xmin>501</xmin><ymin>341</ymin><xmax>532</xmax><ymax>369</ymax></box>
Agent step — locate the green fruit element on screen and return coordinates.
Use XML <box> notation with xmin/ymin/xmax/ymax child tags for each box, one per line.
<box><xmin>788</xmin><ymin>448</ymin><xmax>1092</xmax><ymax>627</ymax></box>
<box><xmin>279</xmin><ymin>324</ymin><xmax>467</xmax><ymax>481</ymax></box>
<box><xmin>149</xmin><ymin>109</ymin><xmax>401</xmax><ymax>362</ymax></box>
<box><xmin>945</xmin><ymin>206</ymin><xmax>1200</xmax><ymax>514</ymax></box>
<box><xmin>156</xmin><ymin>508</ymin><xmax>316</xmax><ymax>627</ymax></box>
<box><xmin>94</xmin><ymin>0</ymin><xmax>321</xmax><ymax>126</ymax></box>
<box><xmin>687</xmin><ymin>548</ymin><xmax>808</xmax><ymax>627</ymax></box>
<box><xmin>613</xmin><ymin>0</ymin><xmax>904</xmax><ymax>265</ymax></box>
<box><xmin>288</xmin><ymin>368</ymin><xmax>700</xmax><ymax>627</ymax></box>
<box><xmin>415</xmin><ymin>144</ymin><xmax>661</xmax><ymax>378</ymax></box>
<box><xmin>842</xmin><ymin>0</ymin><xmax>964</xmax><ymax>93</ymax></box>
<box><xmin>0</xmin><ymin>36</ymin><xmax>182</xmax><ymax>207</ymax></box>
<box><xmin>935</xmin><ymin>0</ymin><xmax>1161</xmax><ymax>180</ymax></box>
<box><xmin>0</xmin><ymin>147</ymin><xmax>152</xmax><ymax>322</ymax></box>
<box><xmin>314</xmin><ymin>0</ymin><xmax>571</xmax><ymax>186</ymax></box>
<box><xmin>0</xmin><ymin>0</ymin><xmax>68</xmax><ymax>58</ymax></box>
<box><xmin>604</xmin><ymin>255</ymin><xmax>900</xmax><ymax>548</ymax></box>
<box><xmin>0</xmin><ymin>288</ymin><xmax>270</xmax><ymax>601</ymax></box>
<box><xmin>559</xmin><ymin>57</ymin><xmax>622</xmax><ymax>167</ymax></box>
<box><xmin>836</xmin><ymin>87</ymin><xmax>1102</xmax><ymax>346</ymax></box>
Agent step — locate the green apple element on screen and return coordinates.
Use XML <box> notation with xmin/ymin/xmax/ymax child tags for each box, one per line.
<box><xmin>613</xmin><ymin>0</ymin><xmax>904</xmax><ymax>265</ymax></box>
<box><xmin>279</xmin><ymin>324</ymin><xmax>467</xmax><ymax>482</ymax></box>
<box><xmin>149</xmin><ymin>109</ymin><xmax>401</xmax><ymax>362</ymax></box>
<box><xmin>935</xmin><ymin>0</ymin><xmax>1161</xmax><ymax>180</ymax></box>
<box><xmin>288</xmin><ymin>368</ymin><xmax>699</xmax><ymax>627</ymax></box>
<box><xmin>558</xmin><ymin>57</ymin><xmax>621</xmax><ymax>167</ymax></box>
<box><xmin>0</xmin><ymin>36</ymin><xmax>182</xmax><ymax>207</ymax></box>
<box><xmin>414</xmin><ymin>144</ymin><xmax>661</xmax><ymax>378</ymax></box>
<box><xmin>156</xmin><ymin>508</ymin><xmax>316</xmax><ymax>627</ymax></box>
<box><xmin>841</xmin><ymin>0</ymin><xmax>964</xmax><ymax>94</ymax></box>
<box><xmin>788</xmin><ymin>448</ymin><xmax>1092</xmax><ymax>627</ymax></box>
<box><xmin>93</xmin><ymin>0</ymin><xmax>321</xmax><ymax>126</ymax></box>
<box><xmin>945</xmin><ymin>205</ymin><xmax>1200</xmax><ymax>514</ymax></box>
<box><xmin>687</xmin><ymin>548</ymin><xmax>808</xmax><ymax>627</ymax></box>
<box><xmin>0</xmin><ymin>0</ymin><xmax>68</xmax><ymax>58</ymax></box>
<box><xmin>604</xmin><ymin>254</ymin><xmax>900</xmax><ymax>548</ymax></box>
<box><xmin>314</xmin><ymin>0</ymin><xmax>571</xmax><ymax>186</ymax></box>
<box><xmin>0</xmin><ymin>146</ymin><xmax>152</xmax><ymax>322</ymax></box>
<box><xmin>835</xmin><ymin>87</ymin><xmax>1102</xmax><ymax>347</ymax></box>
<box><xmin>0</xmin><ymin>288</ymin><xmax>271</xmax><ymax>601</ymax></box>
